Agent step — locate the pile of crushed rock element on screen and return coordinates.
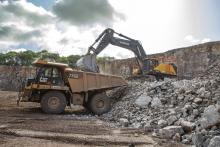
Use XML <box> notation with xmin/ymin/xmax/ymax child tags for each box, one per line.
<box><xmin>102</xmin><ymin>61</ymin><xmax>220</xmax><ymax>146</ymax></box>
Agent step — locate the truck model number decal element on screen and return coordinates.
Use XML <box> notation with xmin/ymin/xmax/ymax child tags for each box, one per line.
<box><xmin>68</xmin><ymin>73</ymin><xmax>79</xmax><ymax>79</ymax></box>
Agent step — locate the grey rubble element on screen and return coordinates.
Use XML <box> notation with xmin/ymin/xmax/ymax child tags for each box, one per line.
<box><xmin>102</xmin><ymin>62</ymin><xmax>220</xmax><ymax>146</ymax></box>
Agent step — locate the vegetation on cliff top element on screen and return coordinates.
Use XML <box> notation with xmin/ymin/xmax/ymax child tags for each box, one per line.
<box><xmin>0</xmin><ymin>50</ymin><xmax>114</xmax><ymax>68</ymax></box>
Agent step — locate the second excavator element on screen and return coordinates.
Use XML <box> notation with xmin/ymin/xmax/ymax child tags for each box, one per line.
<box><xmin>77</xmin><ymin>28</ymin><xmax>177</xmax><ymax>80</ymax></box>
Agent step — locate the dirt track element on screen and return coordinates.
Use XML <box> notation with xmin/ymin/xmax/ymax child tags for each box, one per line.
<box><xmin>0</xmin><ymin>91</ymin><xmax>186</xmax><ymax>147</ymax></box>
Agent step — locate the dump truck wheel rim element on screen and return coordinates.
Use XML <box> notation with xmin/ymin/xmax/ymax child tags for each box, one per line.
<box><xmin>96</xmin><ymin>100</ymin><xmax>104</xmax><ymax>108</ymax></box>
<box><xmin>48</xmin><ymin>97</ymin><xmax>60</xmax><ymax>109</ymax></box>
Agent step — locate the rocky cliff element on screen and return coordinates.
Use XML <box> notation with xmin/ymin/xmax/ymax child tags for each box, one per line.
<box><xmin>0</xmin><ymin>66</ymin><xmax>35</xmax><ymax>91</ymax></box>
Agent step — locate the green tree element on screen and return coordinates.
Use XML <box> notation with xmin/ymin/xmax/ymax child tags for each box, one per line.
<box><xmin>97</xmin><ymin>56</ymin><xmax>115</xmax><ymax>64</ymax></box>
<box><xmin>57</xmin><ymin>56</ymin><xmax>68</xmax><ymax>64</ymax></box>
<box><xmin>67</xmin><ymin>55</ymin><xmax>81</xmax><ymax>68</ymax></box>
<box><xmin>40</xmin><ymin>51</ymin><xmax>59</xmax><ymax>62</ymax></box>
<box><xmin>0</xmin><ymin>50</ymin><xmax>114</xmax><ymax>68</ymax></box>
<box><xmin>18</xmin><ymin>50</ymin><xmax>37</xmax><ymax>66</ymax></box>
<box><xmin>0</xmin><ymin>53</ymin><xmax>6</xmax><ymax>65</ymax></box>
<box><xmin>4</xmin><ymin>51</ymin><xmax>18</xmax><ymax>66</ymax></box>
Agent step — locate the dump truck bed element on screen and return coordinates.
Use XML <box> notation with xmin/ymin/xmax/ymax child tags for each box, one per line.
<box><xmin>65</xmin><ymin>69</ymin><xmax>127</xmax><ymax>93</ymax></box>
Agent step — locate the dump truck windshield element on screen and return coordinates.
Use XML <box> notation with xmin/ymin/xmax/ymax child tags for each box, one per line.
<box><xmin>36</xmin><ymin>67</ymin><xmax>52</xmax><ymax>83</ymax></box>
<box><xmin>35</xmin><ymin>67</ymin><xmax>63</xmax><ymax>85</ymax></box>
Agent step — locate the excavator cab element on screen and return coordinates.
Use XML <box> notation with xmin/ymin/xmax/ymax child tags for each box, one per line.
<box><xmin>132</xmin><ymin>58</ymin><xmax>159</xmax><ymax>75</ymax></box>
<box><xmin>142</xmin><ymin>58</ymin><xmax>159</xmax><ymax>74</ymax></box>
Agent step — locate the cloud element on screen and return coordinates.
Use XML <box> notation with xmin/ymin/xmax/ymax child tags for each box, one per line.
<box><xmin>0</xmin><ymin>0</ymin><xmax>118</xmax><ymax>55</ymax></box>
<box><xmin>0</xmin><ymin>0</ymin><xmax>54</xmax><ymax>51</ymax></box>
<box><xmin>184</xmin><ymin>35</ymin><xmax>211</xmax><ymax>45</ymax></box>
<box><xmin>53</xmin><ymin>0</ymin><xmax>124</xmax><ymax>26</ymax></box>
<box><xmin>201</xmin><ymin>38</ymin><xmax>211</xmax><ymax>43</ymax></box>
<box><xmin>0</xmin><ymin>0</ymin><xmax>54</xmax><ymax>26</ymax></box>
<box><xmin>0</xmin><ymin>25</ymin><xmax>42</xmax><ymax>42</ymax></box>
<box><xmin>58</xmin><ymin>38</ymin><xmax>69</xmax><ymax>45</ymax></box>
<box><xmin>11</xmin><ymin>48</ymin><xmax>27</xmax><ymax>53</ymax></box>
<box><xmin>116</xmin><ymin>52</ymin><xmax>131</xmax><ymax>59</ymax></box>
<box><xmin>184</xmin><ymin>35</ymin><xmax>200</xmax><ymax>44</ymax></box>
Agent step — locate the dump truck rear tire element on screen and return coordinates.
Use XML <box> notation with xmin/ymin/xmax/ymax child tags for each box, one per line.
<box><xmin>89</xmin><ymin>93</ymin><xmax>111</xmax><ymax>115</ymax></box>
<box><xmin>41</xmin><ymin>91</ymin><xmax>66</xmax><ymax>114</ymax></box>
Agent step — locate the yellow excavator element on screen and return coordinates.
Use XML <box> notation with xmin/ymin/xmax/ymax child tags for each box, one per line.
<box><xmin>77</xmin><ymin>28</ymin><xmax>177</xmax><ymax>80</ymax></box>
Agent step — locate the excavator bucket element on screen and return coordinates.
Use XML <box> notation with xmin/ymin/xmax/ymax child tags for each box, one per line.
<box><xmin>76</xmin><ymin>54</ymin><xmax>99</xmax><ymax>72</ymax></box>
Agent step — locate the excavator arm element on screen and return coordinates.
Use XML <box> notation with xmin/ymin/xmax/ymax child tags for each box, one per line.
<box><xmin>87</xmin><ymin>28</ymin><xmax>147</xmax><ymax>59</ymax></box>
<box><xmin>77</xmin><ymin>28</ymin><xmax>147</xmax><ymax>73</ymax></box>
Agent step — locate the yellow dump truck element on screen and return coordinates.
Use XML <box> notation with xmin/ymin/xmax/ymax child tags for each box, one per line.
<box><xmin>18</xmin><ymin>60</ymin><xmax>127</xmax><ymax>114</ymax></box>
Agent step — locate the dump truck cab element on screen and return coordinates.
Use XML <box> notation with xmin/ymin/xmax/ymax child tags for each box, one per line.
<box><xmin>19</xmin><ymin>60</ymin><xmax>127</xmax><ymax>115</ymax></box>
<box><xmin>33</xmin><ymin>61</ymin><xmax>66</xmax><ymax>86</ymax></box>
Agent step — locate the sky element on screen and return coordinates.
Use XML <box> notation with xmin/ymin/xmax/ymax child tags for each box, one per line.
<box><xmin>0</xmin><ymin>0</ymin><xmax>220</xmax><ymax>58</ymax></box>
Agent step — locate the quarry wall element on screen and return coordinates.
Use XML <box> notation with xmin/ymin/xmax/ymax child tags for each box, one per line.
<box><xmin>0</xmin><ymin>66</ymin><xmax>35</xmax><ymax>91</ymax></box>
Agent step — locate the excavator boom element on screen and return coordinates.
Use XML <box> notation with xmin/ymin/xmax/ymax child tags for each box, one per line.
<box><xmin>77</xmin><ymin>28</ymin><xmax>147</xmax><ymax>73</ymax></box>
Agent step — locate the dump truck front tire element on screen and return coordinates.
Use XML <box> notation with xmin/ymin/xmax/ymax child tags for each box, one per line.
<box><xmin>89</xmin><ymin>93</ymin><xmax>111</xmax><ymax>115</ymax></box>
<box><xmin>41</xmin><ymin>91</ymin><xmax>66</xmax><ymax>114</ymax></box>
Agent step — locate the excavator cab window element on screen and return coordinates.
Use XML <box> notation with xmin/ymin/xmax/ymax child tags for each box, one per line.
<box><xmin>142</xmin><ymin>59</ymin><xmax>159</xmax><ymax>73</ymax></box>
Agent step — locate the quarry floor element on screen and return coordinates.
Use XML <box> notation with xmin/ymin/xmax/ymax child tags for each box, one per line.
<box><xmin>0</xmin><ymin>91</ymin><xmax>186</xmax><ymax>147</ymax></box>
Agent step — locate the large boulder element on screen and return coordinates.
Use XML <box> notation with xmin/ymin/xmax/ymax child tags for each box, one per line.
<box><xmin>167</xmin><ymin>115</ymin><xmax>178</xmax><ymax>125</ymax></box>
<box><xmin>158</xmin><ymin>119</ymin><xmax>168</xmax><ymax>128</ymax></box>
<box><xmin>194</xmin><ymin>98</ymin><xmax>203</xmax><ymax>104</ymax></box>
<box><xmin>119</xmin><ymin>118</ymin><xmax>129</xmax><ymax>127</ymax></box>
<box><xmin>157</xmin><ymin>126</ymin><xmax>184</xmax><ymax>139</ymax></box>
<box><xmin>208</xmin><ymin>136</ymin><xmax>220</xmax><ymax>147</ymax></box>
<box><xmin>192</xmin><ymin>132</ymin><xmax>205</xmax><ymax>147</ymax></box>
<box><xmin>196</xmin><ymin>105</ymin><xmax>220</xmax><ymax>130</ymax></box>
<box><xmin>135</xmin><ymin>94</ymin><xmax>152</xmax><ymax>108</ymax></box>
<box><xmin>151</xmin><ymin>97</ymin><xmax>162</xmax><ymax>108</ymax></box>
<box><xmin>180</xmin><ymin>120</ymin><xmax>196</xmax><ymax>133</ymax></box>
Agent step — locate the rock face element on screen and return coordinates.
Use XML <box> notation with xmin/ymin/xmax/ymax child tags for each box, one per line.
<box><xmin>0</xmin><ymin>66</ymin><xmax>35</xmax><ymax>91</ymax></box>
